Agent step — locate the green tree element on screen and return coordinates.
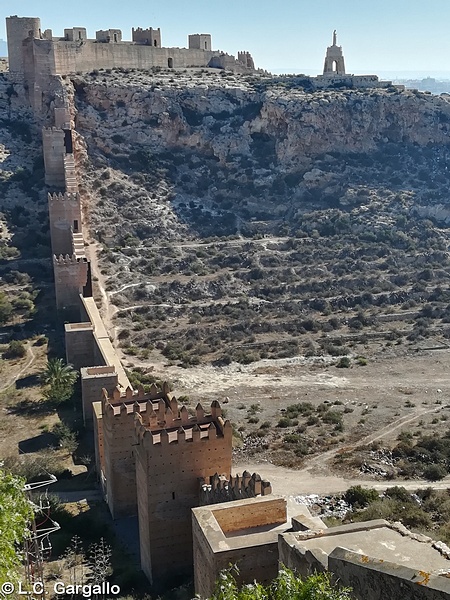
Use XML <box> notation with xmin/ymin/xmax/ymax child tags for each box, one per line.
<box><xmin>0</xmin><ymin>292</ymin><xmax>13</xmax><ymax>324</ymax></box>
<box><xmin>207</xmin><ymin>566</ymin><xmax>352</xmax><ymax>600</ymax></box>
<box><xmin>0</xmin><ymin>468</ymin><xmax>33</xmax><ymax>585</ymax></box>
<box><xmin>40</xmin><ymin>358</ymin><xmax>78</xmax><ymax>405</ymax></box>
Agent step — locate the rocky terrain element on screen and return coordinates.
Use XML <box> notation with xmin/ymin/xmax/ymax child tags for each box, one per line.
<box><xmin>69</xmin><ymin>69</ymin><xmax>450</xmax><ymax>369</ymax></box>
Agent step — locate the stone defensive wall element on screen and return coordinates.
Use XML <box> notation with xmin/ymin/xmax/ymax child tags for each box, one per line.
<box><xmin>45</xmin><ymin>41</ymin><xmax>231</xmax><ymax>74</ymax></box>
<box><xmin>314</xmin><ymin>74</ymin><xmax>393</xmax><ymax>89</ymax></box>
<box><xmin>7</xmin><ymin>14</ymin><xmax>257</xmax><ymax>93</ymax></box>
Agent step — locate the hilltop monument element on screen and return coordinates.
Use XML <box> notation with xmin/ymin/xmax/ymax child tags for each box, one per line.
<box><xmin>323</xmin><ymin>30</ymin><xmax>346</xmax><ymax>75</ymax></box>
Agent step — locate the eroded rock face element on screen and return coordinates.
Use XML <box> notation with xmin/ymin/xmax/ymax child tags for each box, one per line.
<box><xmin>73</xmin><ymin>71</ymin><xmax>450</xmax><ymax>168</ymax></box>
<box><xmin>71</xmin><ymin>70</ymin><xmax>450</xmax><ymax>247</ymax></box>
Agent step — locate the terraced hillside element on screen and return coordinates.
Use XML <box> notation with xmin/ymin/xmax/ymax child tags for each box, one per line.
<box><xmin>71</xmin><ymin>69</ymin><xmax>450</xmax><ymax>369</ymax></box>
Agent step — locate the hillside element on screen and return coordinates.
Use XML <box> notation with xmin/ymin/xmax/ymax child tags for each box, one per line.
<box><xmin>71</xmin><ymin>69</ymin><xmax>450</xmax><ymax>370</ymax></box>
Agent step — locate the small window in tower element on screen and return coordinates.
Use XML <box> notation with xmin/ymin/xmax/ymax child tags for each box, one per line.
<box><xmin>172</xmin><ymin>491</ymin><xmax>176</xmax><ymax>500</ymax></box>
<box><xmin>78</xmin><ymin>31</ymin><xmax>82</xmax><ymax>40</ymax></box>
<box><xmin>114</xmin><ymin>33</ymin><xmax>117</xmax><ymax>43</ymax></box>
<box><xmin>154</xmin><ymin>39</ymin><xmax>157</xmax><ymax>47</ymax></box>
<box><xmin>204</xmin><ymin>41</ymin><xmax>207</xmax><ymax>49</ymax></box>
<box><xmin>73</xmin><ymin>220</ymin><xmax>79</xmax><ymax>231</ymax></box>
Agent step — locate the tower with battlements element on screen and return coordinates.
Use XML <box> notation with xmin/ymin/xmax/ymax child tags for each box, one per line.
<box><xmin>134</xmin><ymin>399</ymin><xmax>232</xmax><ymax>586</ymax></box>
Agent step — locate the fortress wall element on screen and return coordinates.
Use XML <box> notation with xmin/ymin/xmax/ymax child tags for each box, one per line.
<box><xmin>135</xmin><ymin>421</ymin><xmax>232</xmax><ymax>584</ymax></box>
<box><xmin>192</xmin><ymin>497</ymin><xmax>287</xmax><ymax>599</ymax></box>
<box><xmin>213</xmin><ymin>497</ymin><xmax>286</xmax><ymax>533</ymax></box>
<box><xmin>48</xmin><ymin>40</ymin><xmax>220</xmax><ymax>74</ymax></box>
<box><xmin>93</xmin><ymin>401</ymin><xmax>105</xmax><ymax>489</ymax></box>
<box><xmin>65</xmin><ymin>322</ymin><xmax>96</xmax><ymax>368</ymax></box>
<box><xmin>80</xmin><ymin>296</ymin><xmax>130</xmax><ymax>388</ymax></box>
<box><xmin>80</xmin><ymin>366</ymin><xmax>118</xmax><ymax>426</ymax></box>
<box><xmin>53</xmin><ymin>255</ymin><xmax>89</xmax><ymax>311</ymax></box>
<box><xmin>103</xmin><ymin>403</ymin><xmax>138</xmax><ymax>518</ymax></box>
<box><xmin>48</xmin><ymin>192</ymin><xmax>81</xmax><ymax>255</ymax></box>
<box><xmin>6</xmin><ymin>16</ymin><xmax>41</xmax><ymax>73</ymax></box>
<box><xmin>43</xmin><ymin>127</ymin><xmax>65</xmax><ymax>187</ymax></box>
<box><xmin>328</xmin><ymin>547</ymin><xmax>450</xmax><ymax>600</ymax></box>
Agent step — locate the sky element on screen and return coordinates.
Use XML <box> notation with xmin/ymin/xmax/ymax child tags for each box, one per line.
<box><xmin>1</xmin><ymin>0</ymin><xmax>450</xmax><ymax>76</ymax></box>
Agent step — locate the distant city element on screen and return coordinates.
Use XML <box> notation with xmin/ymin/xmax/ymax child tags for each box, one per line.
<box><xmin>0</xmin><ymin>39</ymin><xmax>6</xmax><ymax>56</ymax></box>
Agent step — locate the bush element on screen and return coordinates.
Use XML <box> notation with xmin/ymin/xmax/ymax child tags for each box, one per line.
<box><xmin>423</xmin><ymin>464</ymin><xmax>447</xmax><ymax>481</ymax></box>
<box><xmin>277</xmin><ymin>417</ymin><xmax>293</xmax><ymax>428</ymax></box>
<box><xmin>344</xmin><ymin>485</ymin><xmax>379</xmax><ymax>508</ymax></box>
<box><xmin>336</xmin><ymin>356</ymin><xmax>351</xmax><ymax>368</ymax></box>
<box><xmin>4</xmin><ymin>340</ymin><xmax>26</xmax><ymax>359</ymax></box>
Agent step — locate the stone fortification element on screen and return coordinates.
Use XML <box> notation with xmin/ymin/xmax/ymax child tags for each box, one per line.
<box><xmin>134</xmin><ymin>399</ymin><xmax>232</xmax><ymax>585</ymax></box>
<box><xmin>93</xmin><ymin>381</ymin><xmax>175</xmax><ymax>519</ymax></box>
<box><xmin>193</xmin><ymin>496</ymin><xmax>288</xmax><ymax>598</ymax></box>
<box><xmin>25</xmin><ymin>15</ymin><xmax>450</xmax><ymax>596</ymax></box>
<box><xmin>7</xmin><ymin>14</ymin><xmax>257</xmax><ymax>111</ymax></box>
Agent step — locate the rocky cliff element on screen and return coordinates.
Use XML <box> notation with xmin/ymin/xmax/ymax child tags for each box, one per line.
<box><xmin>72</xmin><ymin>70</ymin><xmax>450</xmax><ymax>241</ymax></box>
<box><xmin>64</xmin><ymin>70</ymin><xmax>450</xmax><ymax>367</ymax></box>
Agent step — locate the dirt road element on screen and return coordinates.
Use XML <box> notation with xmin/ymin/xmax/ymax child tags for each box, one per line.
<box><xmin>235</xmin><ymin>459</ymin><xmax>450</xmax><ymax>496</ymax></box>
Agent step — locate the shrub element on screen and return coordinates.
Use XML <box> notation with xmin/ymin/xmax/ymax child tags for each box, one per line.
<box><xmin>344</xmin><ymin>485</ymin><xmax>379</xmax><ymax>508</ymax></box>
<box><xmin>423</xmin><ymin>464</ymin><xmax>447</xmax><ymax>481</ymax></box>
<box><xmin>336</xmin><ymin>356</ymin><xmax>351</xmax><ymax>368</ymax></box>
<box><xmin>4</xmin><ymin>340</ymin><xmax>26</xmax><ymax>359</ymax></box>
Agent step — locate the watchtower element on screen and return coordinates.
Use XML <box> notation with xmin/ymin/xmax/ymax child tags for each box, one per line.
<box><xmin>189</xmin><ymin>34</ymin><xmax>212</xmax><ymax>51</ymax></box>
<box><xmin>64</xmin><ymin>28</ymin><xmax>87</xmax><ymax>42</ymax></box>
<box><xmin>6</xmin><ymin>15</ymin><xmax>41</xmax><ymax>73</ymax></box>
<box><xmin>132</xmin><ymin>27</ymin><xmax>161</xmax><ymax>47</ymax></box>
<box><xmin>134</xmin><ymin>400</ymin><xmax>232</xmax><ymax>586</ymax></box>
<box><xmin>323</xmin><ymin>30</ymin><xmax>346</xmax><ymax>75</ymax></box>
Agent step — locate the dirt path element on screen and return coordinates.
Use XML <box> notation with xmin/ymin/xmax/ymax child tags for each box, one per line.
<box><xmin>300</xmin><ymin>405</ymin><xmax>443</xmax><ymax>475</ymax></box>
<box><xmin>234</xmin><ymin>459</ymin><xmax>450</xmax><ymax>496</ymax></box>
<box><xmin>235</xmin><ymin>406</ymin><xmax>447</xmax><ymax>496</ymax></box>
<box><xmin>0</xmin><ymin>342</ymin><xmax>36</xmax><ymax>393</ymax></box>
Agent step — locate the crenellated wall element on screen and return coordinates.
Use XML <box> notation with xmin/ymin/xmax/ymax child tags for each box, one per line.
<box><xmin>134</xmin><ymin>400</ymin><xmax>232</xmax><ymax>585</ymax></box>
<box><xmin>199</xmin><ymin>471</ymin><xmax>272</xmax><ymax>505</ymax></box>
<box><xmin>94</xmin><ymin>382</ymin><xmax>176</xmax><ymax>518</ymax></box>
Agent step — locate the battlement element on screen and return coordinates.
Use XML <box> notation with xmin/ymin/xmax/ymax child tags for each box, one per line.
<box><xmin>136</xmin><ymin>421</ymin><xmax>230</xmax><ymax>448</ymax></box>
<box><xmin>53</xmin><ymin>252</ymin><xmax>87</xmax><ymax>264</ymax></box>
<box><xmin>48</xmin><ymin>191</ymin><xmax>79</xmax><ymax>205</ymax></box>
<box><xmin>199</xmin><ymin>471</ymin><xmax>272</xmax><ymax>505</ymax></box>
<box><xmin>132</xmin><ymin>27</ymin><xmax>161</xmax><ymax>47</ymax></box>
<box><xmin>237</xmin><ymin>51</ymin><xmax>255</xmax><ymax>70</ymax></box>
<box><xmin>103</xmin><ymin>380</ymin><xmax>172</xmax><ymax>404</ymax></box>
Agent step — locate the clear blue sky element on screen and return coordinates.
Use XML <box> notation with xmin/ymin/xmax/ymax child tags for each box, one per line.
<box><xmin>1</xmin><ymin>0</ymin><xmax>449</xmax><ymax>75</ymax></box>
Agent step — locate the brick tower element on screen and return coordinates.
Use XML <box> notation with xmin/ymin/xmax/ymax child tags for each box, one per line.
<box><xmin>134</xmin><ymin>400</ymin><xmax>232</xmax><ymax>586</ymax></box>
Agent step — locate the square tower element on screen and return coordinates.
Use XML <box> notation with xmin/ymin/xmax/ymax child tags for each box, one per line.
<box><xmin>134</xmin><ymin>400</ymin><xmax>232</xmax><ymax>586</ymax></box>
<box><xmin>64</xmin><ymin>28</ymin><xmax>87</xmax><ymax>42</ymax></box>
<box><xmin>132</xmin><ymin>27</ymin><xmax>161</xmax><ymax>47</ymax></box>
<box><xmin>189</xmin><ymin>34</ymin><xmax>212</xmax><ymax>51</ymax></box>
<box><xmin>6</xmin><ymin>16</ymin><xmax>41</xmax><ymax>73</ymax></box>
